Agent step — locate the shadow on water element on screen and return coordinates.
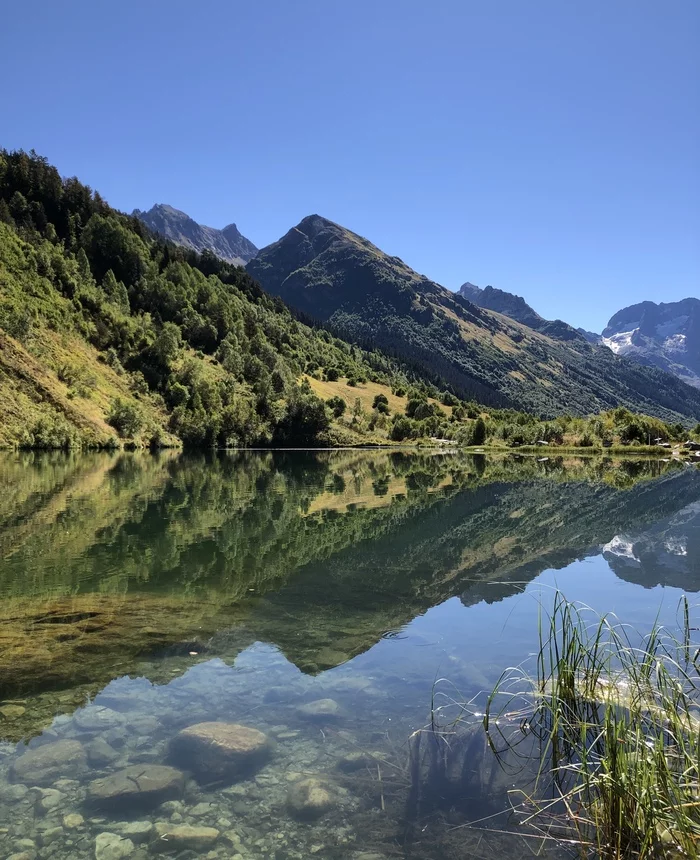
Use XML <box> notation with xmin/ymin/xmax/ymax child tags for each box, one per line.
<box><xmin>0</xmin><ymin>450</ymin><xmax>699</xmax><ymax>858</ymax></box>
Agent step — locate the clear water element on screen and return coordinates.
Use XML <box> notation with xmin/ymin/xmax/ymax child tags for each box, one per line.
<box><xmin>1</xmin><ymin>450</ymin><xmax>699</xmax><ymax>859</ymax></box>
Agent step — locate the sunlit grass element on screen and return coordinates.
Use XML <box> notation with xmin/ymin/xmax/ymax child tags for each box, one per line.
<box><xmin>485</xmin><ymin>593</ymin><xmax>700</xmax><ymax>858</ymax></box>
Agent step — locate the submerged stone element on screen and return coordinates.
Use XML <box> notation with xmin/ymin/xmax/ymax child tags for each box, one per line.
<box><xmin>86</xmin><ymin>738</ymin><xmax>120</xmax><ymax>767</ymax></box>
<box><xmin>296</xmin><ymin>698</ymin><xmax>342</xmax><ymax>721</ymax></box>
<box><xmin>111</xmin><ymin>821</ymin><xmax>153</xmax><ymax>844</ymax></box>
<box><xmin>151</xmin><ymin>823</ymin><xmax>219</xmax><ymax>853</ymax></box>
<box><xmin>94</xmin><ymin>832</ymin><xmax>135</xmax><ymax>860</ymax></box>
<box><xmin>0</xmin><ymin>704</ymin><xmax>27</xmax><ymax>720</ymax></box>
<box><xmin>63</xmin><ymin>812</ymin><xmax>84</xmax><ymax>829</ymax></box>
<box><xmin>335</xmin><ymin>751</ymin><xmax>378</xmax><ymax>772</ymax></box>
<box><xmin>73</xmin><ymin>706</ymin><xmax>126</xmax><ymax>733</ymax></box>
<box><xmin>287</xmin><ymin>777</ymin><xmax>336</xmax><ymax>820</ymax></box>
<box><xmin>10</xmin><ymin>739</ymin><xmax>87</xmax><ymax>786</ymax></box>
<box><xmin>168</xmin><ymin>722</ymin><xmax>270</xmax><ymax>783</ymax></box>
<box><xmin>87</xmin><ymin>765</ymin><xmax>184</xmax><ymax>810</ymax></box>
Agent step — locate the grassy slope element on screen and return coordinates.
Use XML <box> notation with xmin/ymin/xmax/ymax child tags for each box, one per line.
<box><xmin>0</xmin><ymin>328</ymin><xmax>175</xmax><ymax>447</ymax></box>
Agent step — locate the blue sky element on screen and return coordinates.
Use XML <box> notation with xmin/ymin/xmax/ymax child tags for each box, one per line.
<box><xmin>2</xmin><ymin>0</ymin><xmax>698</xmax><ymax>331</ymax></box>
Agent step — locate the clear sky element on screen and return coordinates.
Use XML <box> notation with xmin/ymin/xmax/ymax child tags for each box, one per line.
<box><xmin>2</xmin><ymin>1</ymin><xmax>698</xmax><ymax>331</ymax></box>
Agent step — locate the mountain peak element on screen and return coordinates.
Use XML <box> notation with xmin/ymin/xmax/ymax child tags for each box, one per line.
<box><xmin>135</xmin><ymin>204</ymin><xmax>258</xmax><ymax>265</ymax></box>
<box><xmin>601</xmin><ymin>297</ymin><xmax>700</xmax><ymax>387</ymax></box>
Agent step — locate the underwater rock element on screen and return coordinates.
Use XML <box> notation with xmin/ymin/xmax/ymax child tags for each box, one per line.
<box><xmin>94</xmin><ymin>832</ymin><xmax>135</xmax><ymax>860</ymax></box>
<box><xmin>295</xmin><ymin>699</ymin><xmax>342</xmax><ymax>721</ymax></box>
<box><xmin>10</xmin><ymin>739</ymin><xmax>87</xmax><ymax>786</ymax></box>
<box><xmin>62</xmin><ymin>812</ymin><xmax>84</xmax><ymax>829</ymax></box>
<box><xmin>151</xmin><ymin>823</ymin><xmax>219</xmax><ymax>853</ymax></box>
<box><xmin>86</xmin><ymin>738</ymin><xmax>120</xmax><ymax>767</ymax></box>
<box><xmin>335</xmin><ymin>751</ymin><xmax>378</xmax><ymax>772</ymax></box>
<box><xmin>0</xmin><ymin>704</ymin><xmax>27</xmax><ymax>720</ymax></box>
<box><xmin>168</xmin><ymin>722</ymin><xmax>270</xmax><ymax>783</ymax></box>
<box><xmin>111</xmin><ymin>821</ymin><xmax>153</xmax><ymax>844</ymax></box>
<box><xmin>87</xmin><ymin>765</ymin><xmax>184</xmax><ymax>810</ymax></box>
<box><xmin>73</xmin><ymin>706</ymin><xmax>126</xmax><ymax>733</ymax></box>
<box><xmin>287</xmin><ymin>777</ymin><xmax>336</xmax><ymax>820</ymax></box>
<box><xmin>0</xmin><ymin>783</ymin><xmax>29</xmax><ymax>803</ymax></box>
<box><xmin>36</xmin><ymin>787</ymin><xmax>63</xmax><ymax>812</ymax></box>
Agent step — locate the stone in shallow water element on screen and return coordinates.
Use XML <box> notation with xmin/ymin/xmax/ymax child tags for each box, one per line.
<box><xmin>287</xmin><ymin>777</ymin><xmax>336</xmax><ymax>820</ymax></box>
<box><xmin>87</xmin><ymin>765</ymin><xmax>184</xmax><ymax>810</ymax></box>
<box><xmin>94</xmin><ymin>832</ymin><xmax>135</xmax><ymax>860</ymax></box>
<box><xmin>296</xmin><ymin>698</ymin><xmax>342</xmax><ymax>721</ymax></box>
<box><xmin>73</xmin><ymin>706</ymin><xmax>126</xmax><ymax>734</ymax></box>
<box><xmin>0</xmin><ymin>783</ymin><xmax>29</xmax><ymax>802</ymax></box>
<box><xmin>9</xmin><ymin>739</ymin><xmax>87</xmax><ymax>786</ymax></box>
<box><xmin>151</xmin><ymin>823</ymin><xmax>219</xmax><ymax>853</ymax></box>
<box><xmin>335</xmin><ymin>751</ymin><xmax>380</xmax><ymax>772</ymax></box>
<box><xmin>37</xmin><ymin>787</ymin><xmax>64</xmax><ymax>812</ymax></box>
<box><xmin>168</xmin><ymin>722</ymin><xmax>270</xmax><ymax>783</ymax></box>
<box><xmin>111</xmin><ymin>821</ymin><xmax>153</xmax><ymax>844</ymax></box>
<box><xmin>86</xmin><ymin>738</ymin><xmax>120</xmax><ymax>767</ymax></box>
<box><xmin>63</xmin><ymin>812</ymin><xmax>84</xmax><ymax>829</ymax></box>
<box><xmin>0</xmin><ymin>704</ymin><xmax>27</xmax><ymax>720</ymax></box>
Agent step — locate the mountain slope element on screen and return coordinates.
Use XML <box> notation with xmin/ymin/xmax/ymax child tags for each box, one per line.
<box><xmin>601</xmin><ymin>298</ymin><xmax>700</xmax><ymax>388</ymax></box>
<box><xmin>458</xmin><ymin>281</ymin><xmax>585</xmax><ymax>341</ymax></box>
<box><xmin>133</xmin><ymin>203</ymin><xmax>258</xmax><ymax>265</ymax></box>
<box><xmin>248</xmin><ymin>215</ymin><xmax>700</xmax><ymax>421</ymax></box>
<box><xmin>0</xmin><ymin>151</ymin><xmax>432</xmax><ymax>449</ymax></box>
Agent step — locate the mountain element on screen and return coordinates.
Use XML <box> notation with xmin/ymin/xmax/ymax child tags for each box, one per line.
<box><xmin>133</xmin><ymin>203</ymin><xmax>258</xmax><ymax>265</ymax></box>
<box><xmin>248</xmin><ymin>215</ymin><xmax>700</xmax><ymax>421</ymax></box>
<box><xmin>0</xmin><ymin>150</ymin><xmax>428</xmax><ymax>450</ymax></box>
<box><xmin>601</xmin><ymin>298</ymin><xmax>700</xmax><ymax>389</ymax></box>
<box><xmin>457</xmin><ymin>281</ymin><xmax>585</xmax><ymax>342</ymax></box>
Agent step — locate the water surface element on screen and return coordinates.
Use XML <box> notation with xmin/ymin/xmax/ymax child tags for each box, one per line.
<box><xmin>1</xmin><ymin>451</ymin><xmax>699</xmax><ymax>859</ymax></box>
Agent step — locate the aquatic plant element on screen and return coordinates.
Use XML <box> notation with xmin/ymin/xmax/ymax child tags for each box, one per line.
<box><xmin>485</xmin><ymin>592</ymin><xmax>700</xmax><ymax>858</ymax></box>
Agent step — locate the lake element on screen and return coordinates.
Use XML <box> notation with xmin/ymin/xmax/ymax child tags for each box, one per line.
<box><xmin>1</xmin><ymin>450</ymin><xmax>699</xmax><ymax>860</ymax></box>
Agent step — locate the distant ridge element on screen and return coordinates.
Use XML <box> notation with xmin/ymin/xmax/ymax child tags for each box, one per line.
<box><xmin>457</xmin><ymin>281</ymin><xmax>585</xmax><ymax>342</ymax></box>
<box><xmin>133</xmin><ymin>203</ymin><xmax>258</xmax><ymax>265</ymax></box>
<box><xmin>247</xmin><ymin>213</ymin><xmax>700</xmax><ymax>421</ymax></box>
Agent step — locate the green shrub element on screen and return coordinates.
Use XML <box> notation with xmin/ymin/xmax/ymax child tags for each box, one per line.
<box><xmin>108</xmin><ymin>398</ymin><xmax>144</xmax><ymax>438</ymax></box>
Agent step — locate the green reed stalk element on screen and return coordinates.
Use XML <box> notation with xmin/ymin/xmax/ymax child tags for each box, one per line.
<box><xmin>485</xmin><ymin>593</ymin><xmax>700</xmax><ymax>859</ymax></box>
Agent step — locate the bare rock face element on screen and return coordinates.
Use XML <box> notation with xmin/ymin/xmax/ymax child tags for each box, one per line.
<box><xmin>9</xmin><ymin>739</ymin><xmax>87</xmax><ymax>786</ymax></box>
<box><xmin>287</xmin><ymin>777</ymin><xmax>336</xmax><ymax>820</ymax></box>
<box><xmin>87</xmin><ymin>765</ymin><xmax>184</xmax><ymax>810</ymax></box>
<box><xmin>168</xmin><ymin>722</ymin><xmax>270</xmax><ymax>783</ymax></box>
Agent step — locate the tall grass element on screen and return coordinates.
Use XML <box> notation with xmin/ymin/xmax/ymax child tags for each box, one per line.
<box><xmin>485</xmin><ymin>593</ymin><xmax>700</xmax><ymax>858</ymax></box>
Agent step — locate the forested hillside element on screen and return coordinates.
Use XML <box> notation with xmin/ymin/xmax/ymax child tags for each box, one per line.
<box><xmin>0</xmin><ymin>150</ymin><xmax>697</xmax><ymax>451</ymax></box>
<box><xmin>249</xmin><ymin>215</ymin><xmax>700</xmax><ymax>421</ymax></box>
<box><xmin>0</xmin><ymin>150</ymin><xmax>438</xmax><ymax>448</ymax></box>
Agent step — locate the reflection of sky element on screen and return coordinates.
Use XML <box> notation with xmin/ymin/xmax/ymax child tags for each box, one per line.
<box><xmin>347</xmin><ymin>553</ymin><xmax>696</xmax><ymax>697</ymax></box>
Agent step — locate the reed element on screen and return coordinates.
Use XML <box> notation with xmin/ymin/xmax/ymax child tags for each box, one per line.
<box><xmin>485</xmin><ymin>592</ymin><xmax>700</xmax><ymax>858</ymax></box>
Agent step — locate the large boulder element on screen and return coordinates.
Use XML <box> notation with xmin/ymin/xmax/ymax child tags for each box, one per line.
<box><xmin>168</xmin><ymin>722</ymin><xmax>270</xmax><ymax>783</ymax></box>
<box><xmin>287</xmin><ymin>777</ymin><xmax>336</xmax><ymax>820</ymax></box>
<box><xmin>87</xmin><ymin>765</ymin><xmax>184</xmax><ymax>810</ymax></box>
<box><xmin>9</xmin><ymin>739</ymin><xmax>87</xmax><ymax>786</ymax></box>
<box><xmin>151</xmin><ymin>823</ymin><xmax>219</xmax><ymax>853</ymax></box>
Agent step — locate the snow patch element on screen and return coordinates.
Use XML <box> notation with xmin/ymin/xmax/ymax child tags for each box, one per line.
<box><xmin>601</xmin><ymin>329</ymin><xmax>637</xmax><ymax>355</ymax></box>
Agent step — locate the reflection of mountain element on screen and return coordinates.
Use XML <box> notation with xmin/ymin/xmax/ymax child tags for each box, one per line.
<box><xmin>2</xmin><ymin>450</ymin><xmax>700</xmax><ymax>740</ymax></box>
<box><xmin>602</xmin><ymin>500</ymin><xmax>700</xmax><ymax>590</ymax></box>
<box><xmin>250</xmin><ymin>467</ymin><xmax>700</xmax><ymax>671</ymax></box>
